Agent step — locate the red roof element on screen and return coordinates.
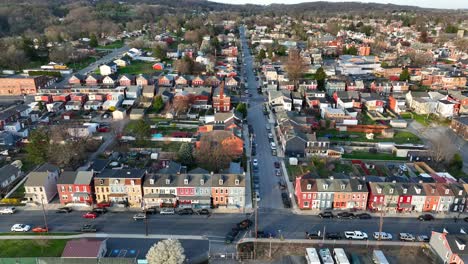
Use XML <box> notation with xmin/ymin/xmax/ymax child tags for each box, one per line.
<box><xmin>61</xmin><ymin>238</ymin><xmax>104</xmax><ymax>258</ymax></box>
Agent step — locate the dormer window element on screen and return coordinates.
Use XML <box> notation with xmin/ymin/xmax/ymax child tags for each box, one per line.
<box><xmin>341</xmin><ymin>184</ymin><xmax>345</xmax><ymax>190</ymax></box>
<box><xmin>99</xmin><ymin>179</ymin><xmax>104</xmax><ymax>185</ymax></box>
<box><xmin>150</xmin><ymin>179</ymin><xmax>155</xmax><ymax>185</ymax></box>
<box><xmin>432</xmin><ymin>188</ymin><xmax>435</xmax><ymax>194</ymax></box>
<box><xmin>130</xmin><ymin>180</ymin><xmax>135</xmax><ymax>186</ymax></box>
<box><xmin>358</xmin><ymin>184</ymin><xmax>362</xmax><ymax>190</ymax></box>
<box><xmin>377</xmin><ymin>188</ymin><xmax>382</xmax><ymax>194</ymax></box>
<box><xmin>219</xmin><ymin>179</ymin><xmax>224</xmax><ymax>185</ymax></box>
<box><xmin>389</xmin><ymin>188</ymin><xmax>394</xmax><ymax>194</ymax></box>
<box><xmin>403</xmin><ymin>188</ymin><xmax>407</xmax><ymax>194</ymax></box>
<box><xmin>415</xmin><ymin>188</ymin><xmax>421</xmax><ymax>194</ymax></box>
<box><xmin>459</xmin><ymin>190</ymin><xmax>463</xmax><ymax>196</ymax></box>
<box><xmin>184</xmin><ymin>179</ymin><xmax>188</xmax><ymax>185</ymax></box>
<box><xmin>114</xmin><ymin>179</ymin><xmax>119</xmax><ymax>184</ymax></box>
<box><xmin>323</xmin><ymin>184</ymin><xmax>328</xmax><ymax>190</ymax></box>
<box><xmin>235</xmin><ymin>179</ymin><xmax>240</xmax><ymax>185</ymax></box>
<box><xmin>200</xmin><ymin>179</ymin><xmax>205</xmax><ymax>185</ymax></box>
<box><xmin>165</xmin><ymin>179</ymin><xmax>170</xmax><ymax>185</ymax></box>
<box><xmin>307</xmin><ymin>184</ymin><xmax>311</xmax><ymax>190</ymax></box>
<box><xmin>445</xmin><ymin>189</ymin><xmax>449</xmax><ymax>195</ymax></box>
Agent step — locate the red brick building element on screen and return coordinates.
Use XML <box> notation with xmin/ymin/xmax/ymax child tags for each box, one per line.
<box><xmin>57</xmin><ymin>171</ymin><xmax>94</xmax><ymax>205</ymax></box>
<box><xmin>0</xmin><ymin>76</ymin><xmax>52</xmax><ymax>95</ymax></box>
<box><xmin>213</xmin><ymin>82</ymin><xmax>230</xmax><ymax>112</ymax></box>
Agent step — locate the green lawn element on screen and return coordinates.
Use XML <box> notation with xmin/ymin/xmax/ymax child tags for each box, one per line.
<box><xmin>342</xmin><ymin>151</ymin><xmax>407</xmax><ymax>161</ymax></box>
<box><xmin>303</xmin><ymin>73</ymin><xmax>316</xmax><ymax>79</ymax></box>
<box><xmin>119</xmin><ymin>60</ymin><xmax>159</xmax><ymax>75</ymax></box>
<box><xmin>401</xmin><ymin>112</ymin><xmax>451</xmax><ymax>127</ymax></box>
<box><xmin>0</xmin><ymin>239</ymin><xmax>68</xmax><ymax>257</ymax></box>
<box><xmin>69</xmin><ymin>56</ymin><xmax>99</xmax><ymax>70</ymax></box>
<box><xmin>0</xmin><ymin>232</ymin><xmax>77</xmax><ymax>236</ymax></box>
<box><xmin>286</xmin><ymin>163</ymin><xmax>314</xmax><ymax>181</ymax></box>
<box><xmin>317</xmin><ymin>129</ymin><xmax>422</xmax><ymax>144</ymax></box>
<box><xmin>97</xmin><ymin>40</ymin><xmax>124</xmax><ymax>49</ymax></box>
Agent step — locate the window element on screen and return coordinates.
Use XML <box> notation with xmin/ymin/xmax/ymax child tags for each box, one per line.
<box><xmin>219</xmin><ymin>179</ymin><xmax>224</xmax><ymax>185</ymax></box>
<box><xmin>61</xmin><ymin>195</ymin><xmax>68</xmax><ymax>200</ymax></box>
<box><xmin>399</xmin><ymin>197</ymin><xmax>403</xmax><ymax>202</ymax></box>
<box><xmin>99</xmin><ymin>179</ymin><xmax>104</xmax><ymax>185</ymax></box>
<box><xmin>75</xmin><ymin>186</ymin><xmax>80</xmax><ymax>192</ymax></box>
<box><xmin>215</xmin><ymin>197</ymin><xmax>218</xmax><ymax>202</ymax></box>
<box><xmin>389</xmin><ymin>188</ymin><xmax>394</xmax><ymax>194</ymax></box>
<box><xmin>323</xmin><ymin>184</ymin><xmax>328</xmax><ymax>190</ymax></box>
<box><xmin>82</xmin><ymin>186</ymin><xmax>87</xmax><ymax>192</ymax></box>
<box><xmin>406</xmin><ymin>197</ymin><xmax>410</xmax><ymax>202</ymax></box>
<box><xmin>403</xmin><ymin>188</ymin><xmax>407</xmax><ymax>194</ymax></box>
<box><xmin>377</xmin><ymin>188</ymin><xmax>382</xmax><ymax>194</ymax></box>
<box><xmin>184</xmin><ymin>179</ymin><xmax>188</xmax><ymax>185</ymax></box>
<box><xmin>235</xmin><ymin>179</ymin><xmax>240</xmax><ymax>185</ymax></box>
<box><xmin>303</xmin><ymin>194</ymin><xmax>306</xmax><ymax>199</ymax></box>
<box><xmin>68</xmin><ymin>186</ymin><xmax>72</xmax><ymax>192</ymax></box>
<box><xmin>150</xmin><ymin>179</ymin><xmax>155</xmax><ymax>185</ymax></box>
<box><xmin>341</xmin><ymin>184</ymin><xmax>345</xmax><ymax>190</ymax></box>
<box><xmin>220</xmin><ymin>197</ymin><xmax>224</xmax><ymax>202</ymax></box>
<box><xmin>215</xmin><ymin>189</ymin><xmax>218</xmax><ymax>194</ymax></box>
<box><xmin>97</xmin><ymin>195</ymin><xmax>101</xmax><ymax>200</ymax></box>
<box><xmin>304</xmin><ymin>201</ymin><xmax>309</xmax><ymax>207</ymax></box>
<box><xmin>131</xmin><ymin>180</ymin><xmax>135</xmax><ymax>186</ymax></box>
<box><xmin>165</xmin><ymin>179</ymin><xmax>170</xmax><ymax>185</ymax></box>
<box><xmin>220</xmin><ymin>189</ymin><xmax>223</xmax><ymax>194</ymax></box>
<box><xmin>459</xmin><ymin>190</ymin><xmax>463</xmax><ymax>196</ymax></box>
<box><xmin>114</xmin><ymin>179</ymin><xmax>119</xmax><ymax>184</ymax></box>
<box><xmin>200</xmin><ymin>179</ymin><xmax>204</xmax><ymax>185</ymax></box>
<box><xmin>358</xmin><ymin>184</ymin><xmax>362</xmax><ymax>190</ymax></box>
<box><xmin>308</xmin><ymin>194</ymin><xmax>311</xmax><ymax>199</ymax></box>
<box><xmin>307</xmin><ymin>184</ymin><xmax>311</xmax><ymax>190</ymax></box>
<box><xmin>39</xmin><ymin>187</ymin><xmax>43</xmax><ymax>192</ymax></box>
<box><xmin>445</xmin><ymin>189</ymin><xmax>449</xmax><ymax>195</ymax></box>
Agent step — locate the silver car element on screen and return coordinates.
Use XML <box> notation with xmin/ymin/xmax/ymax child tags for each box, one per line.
<box><xmin>133</xmin><ymin>213</ymin><xmax>147</xmax><ymax>220</ymax></box>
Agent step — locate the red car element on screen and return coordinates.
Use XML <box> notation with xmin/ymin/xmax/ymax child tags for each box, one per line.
<box><xmin>96</xmin><ymin>202</ymin><xmax>111</xmax><ymax>208</ymax></box>
<box><xmin>82</xmin><ymin>212</ymin><xmax>98</xmax><ymax>219</ymax></box>
<box><xmin>32</xmin><ymin>226</ymin><xmax>49</xmax><ymax>233</ymax></box>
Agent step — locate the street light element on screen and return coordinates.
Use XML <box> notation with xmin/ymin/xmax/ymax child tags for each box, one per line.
<box><xmin>40</xmin><ymin>197</ymin><xmax>49</xmax><ymax>233</ymax></box>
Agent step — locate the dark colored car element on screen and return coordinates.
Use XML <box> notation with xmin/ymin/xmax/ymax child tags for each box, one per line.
<box><xmin>318</xmin><ymin>211</ymin><xmax>334</xmax><ymax>218</ymax></box>
<box><xmin>92</xmin><ymin>207</ymin><xmax>107</xmax><ymax>214</ymax></box>
<box><xmin>281</xmin><ymin>193</ymin><xmax>291</xmax><ymax>208</ymax></box>
<box><xmin>305</xmin><ymin>231</ymin><xmax>323</xmax><ymax>239</ymax></box>
<box><xmin>144</xmin><ymin>207</ymin><xmax>158</xmax><ymax>215</ymax></box>
<box><xmin>326</xmin><ymin>232</ymin><xmax>342</xmax><ymax>240</ymax></box>
<box><xmin>178</xmin><ymin>208</ymin><xmax>195</xmax><ymax>215</ymax></box>
<box><xmin>237</xmin><ymin>219</ymin><xmax>253</xmax><ymax>230</ymax></box>
<box><xmin>56</xmin><ymin>207</ymin><xmax>72</xmax><ymax>213</ymax></box>
<box><xmin>80</xmin><ymin>224</ymin><xmax>97</xmax><ymax>233</ymax></box>
<box><xmin>418</xmin><ymin>214</ymin><xmax>435</xmax><ymax>221</ymax></box>
<box><xmin>356</xmin><ymin>213</ymin><xmax>372</xmax><ymax>219</ymax></box>
<box><xmin>274</xmin><ymin>162</ymin><xmax>280</xmax><ymax>169</ymax></box>
<box><xmin>337</xmin><ymin>212</ymin><xmax>355</xmax><ymax>219</ymax></box>
<box><xmin>225</xmin><ymin>230</ymin><xmax>239</xmax><ymax>244</ymax></box>
<box><xmin>198</xmin><ymin>209</ymin><xmax>210</xmax><ymax>215</ymax></box>
<box><xmin>257</xmin><ymin>230</ymin><xmax>276</xmax><ymax>238</ymax></box>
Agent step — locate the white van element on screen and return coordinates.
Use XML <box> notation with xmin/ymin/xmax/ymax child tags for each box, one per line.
<box><xmin>270</xmin><ymin>142</ymin><xmax>277</xmax><ymax>150</ymax></box>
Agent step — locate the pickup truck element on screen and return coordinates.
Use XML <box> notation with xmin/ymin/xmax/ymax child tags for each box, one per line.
<box><xmin>344</xmin><ymin>231</ymin><xmax>368</xmax><ymax>240</ymax></box>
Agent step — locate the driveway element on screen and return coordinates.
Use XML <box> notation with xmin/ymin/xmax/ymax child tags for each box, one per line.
<box><xmin>240</xmin><ymin>26</ymin><xmax>285</xmax><ymax>210</ymax></box>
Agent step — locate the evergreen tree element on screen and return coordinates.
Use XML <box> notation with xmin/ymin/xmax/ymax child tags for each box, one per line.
<box><xmin>315</xmin><ymin>67</ymin><xmax>327</xmax><ymax>91</ymax></box>
<box><xmin>177</xmin><ymin>143</ymin><xmax>194</xmax><ymax>165</ymax></box>
<box><xmin>89</xmin><ymin>34</ymin><xmax>98</xmax><ymax>48</ymax></box>
<box><xmin>399</xmin><ymin>68</ymin><xmax>410</xmax><ymax>81</ymax></box>
<box><xmin>26</xmin><ymin>129</ymin><xmax>50</xmax><ymax>165</ymax></box>
<box><xmin>152</xmin><ymin>95</ymin><xmax>164</xmax><ymax>112</ymax></box>
<box><xmin>236</xmin><ymin>103</ymin><xmax>248</xmax><ymax>119</ymax></box>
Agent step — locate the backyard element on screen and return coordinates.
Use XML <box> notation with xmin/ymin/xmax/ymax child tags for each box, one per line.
<box><xmin>97</xmin><ymin>40</ymin><xmax>124</xmax><ymax>49</ymax></box>
<box><xmin>317</xmin><ymin>129</ymin><xmax>422</xmax><ymax>144</ymax></box>
<box><xmin>342</xmin><ymin>151</ymin><xmax>407</xmax><ymax>161</ymax></box>
<box><xmin>119</xmin><ymin>60</ymin><xmax>159</xmax><ymax>75</ymax></box>
<box><xmin>401</xmin><ymin>112</ymin><xmax>451</xmax><ymax>127</ymax></box>
<box><xmin>0</xmin><ymin>239</ymin><xmax>68</xmax><ymax>257</ymax></box>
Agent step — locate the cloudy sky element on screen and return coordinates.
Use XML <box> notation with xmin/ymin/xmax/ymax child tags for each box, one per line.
<box><xmin>211</xmin><ymin>0</ymin><xmax>467</xmax><ymax>9</ymax></box>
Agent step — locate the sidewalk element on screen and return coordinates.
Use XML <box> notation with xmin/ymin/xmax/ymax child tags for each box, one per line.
<box><xmin>239</xmin><ymin>237</ymin><xmax>423</xmax><ymax>247</ymax></box>
<box><xmin>0</xmin><ymin>233</ymin><xmax>206</xmax><ymax>240</ymax></box>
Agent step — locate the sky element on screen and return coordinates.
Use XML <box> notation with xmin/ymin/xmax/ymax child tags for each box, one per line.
<box><xmin>210</xmin><ymin>0</ymin><xmax>467</xmax><ymax>9</ymax></box>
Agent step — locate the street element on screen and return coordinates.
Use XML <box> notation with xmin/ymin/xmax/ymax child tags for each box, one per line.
<box><xmin>240</xmin><ymin>26</ymin><xmax>285</xmax><ymax>210</ymax></box>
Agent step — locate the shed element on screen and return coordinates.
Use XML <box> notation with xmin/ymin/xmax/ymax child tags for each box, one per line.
<box><xmin>113</xmin><ymin>108</ymin><xmax>127</xmax><ymax>120</ymax></box>
<box><xmin>129</xmin><ymin>108</ymin><xmax>145</xmax><ymax>120</ymax></box>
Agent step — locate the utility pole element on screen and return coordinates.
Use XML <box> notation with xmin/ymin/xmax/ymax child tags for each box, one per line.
<box><xmin>41</xmin><ymin>198</ymin><xmax>49</xmax><ymax>233</ymax></box>
<box><xmin>254</xmin><ymin>198</ymin><xmax>258</xmax><ymax>260</ymax></box>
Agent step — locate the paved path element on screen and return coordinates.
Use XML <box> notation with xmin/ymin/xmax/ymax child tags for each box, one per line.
<box><xmin>0</xmin><ymin>233</ymin><xmax>206</xmax><ymax>240</ymax></box>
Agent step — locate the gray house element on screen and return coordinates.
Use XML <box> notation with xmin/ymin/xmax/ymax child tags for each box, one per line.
<box><xmin>0</xmin><ymin>164</ymin><xmax>22</xmax><ymax>195</ymax></box>
<box><xmin>430</xmin><ymin>231</ymin><xmax>468</xmax><ymax>263</ymax></box>
<box><xmin>316</xmin><ymin>179</ymin><xmax>334</xmax><ymax>210</ymax></box>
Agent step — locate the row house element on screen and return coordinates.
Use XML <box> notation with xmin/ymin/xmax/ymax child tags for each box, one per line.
<box><xmin>370</xmin><ymin>82</ymin><xmax>392</xmax><ymax>94</ymax></box>
<box><xmin>346</xmin><ymin>80</ymin><xmax>365</xmax><ymax>91</ymax></box>
<box><xmin>24</xmin><ymin>164</ymin><xmax>60</xmax><ymax>205</ymax></box>
<box><xmin>325</xmin><ymin>81</ymin><xmax>346</xmax><ymax>96</ymax></box>
<box><xmin>333</xmin><ymin>91</ymin><xmax>361</xmax><ymax>109</ymax></box>
<box><xmin>388</xmin><ymin>94</ymin><xmax>407</xmax><ymax>114</ymax></box>
<box><xmin>361</xmin><ymin>93</ymin><xmax>384</xmax><ymax>113</ymax></box>
<box><xmin>143</xmin><ymin>173</ymin><xmax>245</xmax><ymax>209</ymax></box>
<box><xmin>57</xmin><ymin>171</ymin><xmax>94</xmax><ymax>205</ymax></box>
<box><xmin>294</xmin><ymin>175</ymin><xmax>368</xmax><ymax>210</ymax></box>
<box><xmin>391</xmin><ymin>81</ymin><xmax>410</xmax><ymax>93</ymax></box>
<box><xmin>158</xmin><ymin>75</ymin><xmax>175</xmax><ymax>87</ymax></box>
<box><xmin>448</xmin><ymin>91</ymin><xmax>468</xmax><ymax>115</ymax></box>
<box><xmin>305</xmin><ymin>92</ymin><xmax>326</xmax><ymax>109</ymax></box>
<box><xmin>94</xmin><ymin>169</ymin><xmax>146</xmax><ymax>208</ymax></box>
<box><xmin>298</xmin><ymin>80</ymin><xmax>318</xmax><ymax>95</ymax></box>
<box><xmin>451</xmin><ymin>117</ymin><xmax>468</xmax><ymax>141</ymax></box>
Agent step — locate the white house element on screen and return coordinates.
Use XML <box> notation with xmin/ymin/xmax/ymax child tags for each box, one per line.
<box><xmin>24</xmin><ymin>164</ymin><xmax>60</xmax><ymax>204</ymax></box>
<box><xmin>436</xmin><ymin>100</ymin><xmax>456</xmax><ymax>118</ymax></box>
<box><xmin>99</xmin><ymin>62</ymin><xmax>117</xmax><ymax>76</ymax></box>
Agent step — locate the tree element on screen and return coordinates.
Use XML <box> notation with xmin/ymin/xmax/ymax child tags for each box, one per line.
<box><xmin>428</xmin><ymin>134</ymin><xmax>455</xmax><ymax>163</ymax></box>
<box><xmin>419</xmin><ymin>30</ymin><xmax>429</xmax><ymax>43</ymax></box>
<box><xmin>49</xmin><ymin>44</ymin><xmax>73</xmax><ymax>64</ymax></box>
<box><xmin>195</xmin><ymin>133</ymin><xmax>237</xmax><ymax>172</ymax></box>
<box><xmin>152</xmin><ymin>95</ymin><xmax>164</xmax><ymax>113</ymax></box>
<box><xmin>153</xmin><ymin>45</ymin><xmax>167</xmax><ymax>61</ymax></box>
<box><xmin>315</xmin><ymin>67</ymin><xmax>327</xmax><ymax>91</ymax></box>
<box><xmin>256</xmin><ymin>49</ymin><xmax>266</xmax><ymax>62</ymax></box>
<box><xmin>236</xmin><ymin>103</ymin><xmax>247</xmax><ymax>119</ymax></box>
<box><xmin>26</xmin><ymin>129</ymin><xmax>50</xmax><ymax>165</ymax></box>
<box><xmin>445</xmin><ymin>24</ymin><xmax>459</xmax><ymax>34</ymax></box>
<box><xmin>408</xmin><ymin>51</ymin><xmax>433</xmax><ymax>67</ymax></box>
<box><xmin>89</xmin><ymin>34</ymin><xmax>98</xmax><ymax>48</ymax></box>
<box><xmin>284</xmin><ymin>48</ymin><xmax>307</xmax><ymax>89</ymax></box>
<box><xmin>210</xmin><ymin>36</ymin><xmax>220</xmax><ymax>52</ymax></box>
<box><xmin>449</xmin><ymin>153</ymin><xmax>463</xmax><ymax>171</ymax></box>
<box><xmin>342</xmin><ymin>46</ymin><xmax>358</xmax><ymax>55</ymax></box>
<box><xmin>146</xmin><ymin>239</ymin><xmax>185</xmax><ymax>264</ymax></box>
<box><xmin>177</xmin><ymin>143</ymin><xmax>194</xmax><ymax>165</ymax></box>
<box><xmin>131</xmin><ymin>119</ymin><xmax>151</xmax><ymax>140</ymax></box>
<box><xmin>173</xmin><ymin>96</ymin><xmax>190</xmax><ymax>116</ymax></box>
<box><xmin>399</xmin><ymin>68</ymin><xmax>410</xmax><ymax>81</ymax></box>
<box><xmin>175</xmin><ymin>56</ymin><xmax>195</xmax><ymax>74</ymax></box>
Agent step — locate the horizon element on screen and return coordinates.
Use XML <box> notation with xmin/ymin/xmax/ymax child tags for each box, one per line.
<box><xmin>209</xmin><ymin>0</ymin><xmax>468</xmax><ymax>10</ymax></box>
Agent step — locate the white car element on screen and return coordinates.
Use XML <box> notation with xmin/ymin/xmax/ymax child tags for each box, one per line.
<box><xmin>373</xmin><ymin>232</ymin><xmax>393</xmax><ymax>240</ymax></box>
<box><xmin>0</xmin><ymin>207</ymin><xmax>16</xmax><ymax>214</ymax></box>
<box><xmin>268</xmin><ymin>133</ymin><xmax>273</xmax><ymax>139</ymax></box>
<box><xmin>255</xmin><ymin>192</ymin><xmax>261</xmax><ymax>202</ymax></box>
<box><xmin>252</xmin><ymin>159</ymin><xmax>258</xmax><ymax>167</ymax></box>
<box><xmin>11</xmin><ymin>224</ymin><xmax>31</xmax><ymax>232</ymax></box>
<box><xmin>344</xmin><ymin>231</ymin><xmax>368</xmax><ymax>240</ymax></box>
<box><xmin>399</xmin><ymin>233</ymin><xmax>415</xmax><ymax>241</ymax></box>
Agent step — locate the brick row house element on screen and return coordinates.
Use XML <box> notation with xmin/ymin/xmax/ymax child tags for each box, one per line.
<box><xmin>295</xmin><ymin>174</ymin><xmax>468</xmax><ymax>213</ymax></box>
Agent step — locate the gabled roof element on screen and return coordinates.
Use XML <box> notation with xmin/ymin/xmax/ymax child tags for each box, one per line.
<box><xmin>0</xmin><ymin>164</ymin><xmax>20</xmax><ymax>184</ymax></box>
<box><xmin>96</xmin><ymin>169</ymin><xmax>145</xmax><ymax>179</ymax></box>
<box><xmin>58</xmin><ymin>171</ymin><xmax>94</xmax><ymax>185</ymax></box>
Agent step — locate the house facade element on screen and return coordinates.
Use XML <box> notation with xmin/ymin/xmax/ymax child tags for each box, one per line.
<box><xmin>24</xmin><ymin>164</ymin><xmax>60</xmax><ymax>204</ymax></box>
<box><xmin>94</xmin><ymin>169</ymin><xmax>146</xmax><ymax>207</ymax></box>
<box><xmin>57</xmin><ymin>171</ymin><xmax>94</xmax><ymax>205</ymax></box>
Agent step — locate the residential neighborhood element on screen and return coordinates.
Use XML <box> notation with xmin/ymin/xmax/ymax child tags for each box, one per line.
<box><xmin>0</xmin><ymin>0</ymin><xmax>467</xmax><ymax>263</ymax></box>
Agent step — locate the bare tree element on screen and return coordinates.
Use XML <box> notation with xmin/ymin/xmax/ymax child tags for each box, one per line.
<box><xmin>408</xmin><ymin>51</ymin><xmax>433</xmax><ymax>67</ymax></box>
<box><xmin>172</xmin><ymin>96</ymin><xmax>190</xmax><ymax>116</ymax></box>
<box><xmin>146</xmin><ymin>239</ymin><xmax>185</xmax><ymax>264</ymax></box>
<box><xmin>428</xmin><ymin>134</ymin><xmax>455</xmax><ymax>163</ymax></box>
<box><xmin>194</xmin><ymin>132</ymin><xmax>237</xmax><ymax>172</ymax></box>
<box><xmin>49</xmin><ymin>44</ymin><xmax>73</xmax><ymax>64</ymax></box>
<box><xmin>454</xmin><ymin>39</ymin><xmax>468</xmax><ymax>53</ymax></box>
<box><xmin>285</xmin><ymin>48</ymin><xmax>307</xmax><ymax>89</ymax></box>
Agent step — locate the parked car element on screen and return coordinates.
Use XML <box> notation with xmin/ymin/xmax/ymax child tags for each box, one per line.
<box><xmin>373</xmin><ymin>232</ymin><xmax>393</xmax><ymax>240</ymax></box>
<box><xmin>344</xmin><ymin>231</ymin><xmax>368</xmax><ymax>240</ymax></box>
<box><xmin>56</xmin><ymin>207</ymin><xmax>72</xmax><ymax>213</ymax></box>
<box><xmin>144</xmin><ymin>207</ymin><xmax>158</xmax><ymax>215</ymax></box>
<box><xmin>418</xmin><ymin>214</ymin><xmax>434</xmax><ymax>221</ymax></box>
<box><xmin>257</xmin><ymin>230</ymin><xmax>276</xmax><ymax>238</ymax></box>
<box><xmin>160</xmin><ymin>208</ymin><xmax>175</xmax><ymax>215</ymax></box>
<box><xmin>318</xmin><ymin>211</ymin><xmax>334</xmax><ymax>219</ymax></box>
<box><xmin>237</xmin><ymin>219</ymin><xmax>253</xmax><ymax>230</ymax></box>
<box><xmin>11</xmin><ymin>224</ymin><xmax>31</xmax><ymax>232</ymax></box>
<box><xmin>274</xmin><ymin>161</ymin><xmax>280</xmax><ymax>169</ymax></box>
<box><xmin>96</xmin><ymin>202</ymin><xmax>111</xmax><ymax>208</ymax></box>
<box><xmin>198</xmin><ymin>209</ymin><xmax>210</xmax><ymax>215</ymax></box>
<box><xmin>32</xmin><ymin>226</ymin><xmax>49</xmax><ymax>233</ymax></box>
<box><xmin>92</xmin><ymin>207</ymin><xmax>107</xmax><ymax>214</ymax></box>
<box><xmin>281</xmin><ymin>192</ymin><xmax>291</xmax><ymax>208</ymax></box>
<box><xmin>80</xmin><ymin>224</ymin><xmax>97</xmax><ymax>233</ymax></box>
<box><xmin>268</xmin><ymin>133</ymin><xmax>273</xmax><ymax>139</ymax></box>
<box><xmin>275</xmin><ymin>169</ymin><xmax>281</xmax><ymax>176</ymax></box>
<box><xmin>356</xmin><ymin>213</ymin><xmax>372</xmax><ymax>219</ymax></box>
<box><xmin>417</xmin><ymin>235</ymin><xmax>430</xmax><ymax>242</ymax></box>
<box><xmin>0</xmin><ymin>207</ymin><xmax>16</xmax><ymax>214</ymax></box>
<box><xmin>255</xmin><ymin>192</ymin><xmax>261</xmax><ymax>202</ymax></box>
<box><xmin>133</xmin><ymin>213</ymin><xmax>147</xmax><ymax>220</ymax></box>
<box><xmin>305</xmin><ymin>231</ymin><xmax>322</xmax><ymax>239</ymax></box>
<box><xmin>178</xmin><ymin>208</ymin><xmax>195</xmax><ymax>215</ymax></box>
<box><xmin>252</xmin><ymin>159</ymin><xmax>258</xmax><ymax>167</ymax></box>
<box><xmin>82</xmin><ymin>212</ymin><xmax>98</xmax><ymax>219</ymax></box>
<box><xmin>326</xmin><ymin>232</ymin><xmax>342</xmax><ymax>240</ymax></box>
<box><xmin>399</xmin><ymin>233</ymin><xmax>416</xmax><ymax>242</ymax></box>
<box><xmin>337</xmin><ymin>212</ymin><xmax>355</xmax><ymax>219</ymax></box>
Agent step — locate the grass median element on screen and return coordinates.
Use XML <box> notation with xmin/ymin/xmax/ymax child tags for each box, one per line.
<box><xmin>0</xmin><ymin>239</ymin><xmax>69</xmax><ymax>257</ymax></box>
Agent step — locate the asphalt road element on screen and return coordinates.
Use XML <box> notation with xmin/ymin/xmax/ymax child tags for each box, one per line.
<box><xmin>240</xmin><ymin>26</ymin><xmax>285</xmax><ymax>210</ymax></box>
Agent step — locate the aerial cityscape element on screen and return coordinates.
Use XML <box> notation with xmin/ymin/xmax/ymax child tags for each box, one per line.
<box><xmin>0</xmin><ymin>0</ymin><xmax>467</xmax><ymax>263</ymax></box>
